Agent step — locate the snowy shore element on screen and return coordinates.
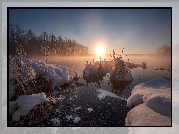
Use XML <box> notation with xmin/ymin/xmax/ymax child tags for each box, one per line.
<box><xmin>6</xmin><ymin>55</ymin><xmax>173</xmax><ymax>127</ymax></box>
<box><xmin>125</xmin><ymin>78</ymin><xmax>171</xmax><ymax>126</ymax></box>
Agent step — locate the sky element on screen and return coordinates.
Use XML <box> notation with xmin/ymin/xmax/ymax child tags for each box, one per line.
<box><xmin>9</xmin><ymin>8</ymin><xmax>171</xmax><ymax>54</ymax></box>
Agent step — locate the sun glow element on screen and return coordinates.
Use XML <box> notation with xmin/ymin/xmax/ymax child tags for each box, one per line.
<box><xmin>96</xmin><ymin>45</ymin><xmax>105</xmax><ymax>56</ymax></box>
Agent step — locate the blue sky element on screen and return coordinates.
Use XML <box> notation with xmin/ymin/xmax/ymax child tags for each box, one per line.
<box><xmin>9</xmin><ymin>8</ymin><xmax>171</xmax><ymax>54</ymax></box>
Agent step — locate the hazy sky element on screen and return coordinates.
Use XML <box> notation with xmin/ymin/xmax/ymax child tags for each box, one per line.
<box><xmin>9</xmin><ymin>8</ymin><xmax>171</xmax><ymax>54</ymax></box>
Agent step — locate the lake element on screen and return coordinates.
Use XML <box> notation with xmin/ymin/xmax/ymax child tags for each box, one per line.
<box><xmin>33</xmin><ymin>54</ymin><xmax>171</xmax><ymax>126</ymax></box>
<box><xmin>45</xmin><ymin>54</ymin><xmax>171</xmax><ymax>99</ymax></box>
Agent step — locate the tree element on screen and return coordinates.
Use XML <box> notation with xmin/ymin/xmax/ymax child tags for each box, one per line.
<box><xmin>157</xmin><ymin>44</ymin><xmax>171</xmax><ymax>56</ymax></box>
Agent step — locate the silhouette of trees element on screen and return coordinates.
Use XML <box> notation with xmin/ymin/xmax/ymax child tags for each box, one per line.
<box><xmin>157</xmin><ymin>44</ymin><xmax>171</xmax><ymax>56</ymax></box>
<box><xmin>9</xmin><ymin>24</ymin><xmax>89</xmax><ymax>56</ymax></box>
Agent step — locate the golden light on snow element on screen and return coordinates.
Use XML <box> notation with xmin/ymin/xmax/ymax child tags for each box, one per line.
<box><xmin>96</xmin><ymin>45</ymin><xmax>105</xmax><ymax>56</ymax></box>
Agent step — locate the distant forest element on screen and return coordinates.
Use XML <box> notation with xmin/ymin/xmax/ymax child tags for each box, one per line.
<box><xmin>9</xmin><ymin>24</ymin><xmax>89</xmax><ymax>56</ymax></box>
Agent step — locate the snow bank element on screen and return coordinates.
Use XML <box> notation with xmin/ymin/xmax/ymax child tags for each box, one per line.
<box><xmin>9</xmin><ymin>58</ymin><xmax>71</xmax><ymax>92</ymax></box>
<box><xmin>30</xmin><ymin>59</ymin><xmax>71</xmax><ymax>87</ymax></box>
<box><xmin>9</xmin><ymin>92</ymin><xmax>49</xmax><ymax>121</ymax></box>
<box><xmin>127</xmin><ymin>78</ymin><xmax>171</xmax><ymax>118</ymax></box>
<box><xmin>125</xmin><ymin>104</ymin><xmax>171</xmax><ymax>126</ymax></box>
<box><xmin>126</xmin><ymin>78</ymin><xmax>171</xmax><ymax>126</ymax></box>
<box><xmin>97</xmin><ymin>89</ymin><xmax>127</xmax><ymax>101</ymax></box>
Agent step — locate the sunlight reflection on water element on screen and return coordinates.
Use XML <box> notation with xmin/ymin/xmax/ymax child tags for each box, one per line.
<box><xmin>46</xmin><ymin>55</ymin><xmax>171</xmax><ymax>99</ymax></box>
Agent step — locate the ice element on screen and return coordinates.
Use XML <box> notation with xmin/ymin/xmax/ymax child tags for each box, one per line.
<box><xmin>97</xmin><ymin>89</ymin><xmax>127</xmax><ymax>101</ymax></box>
<box><xmin>73</xmin><ymin>117</ymin><xmax>81</xmax><ymax>123</ymax></box>
<box><xmin>126</xmin><ymin>78</ymin><xmax>171</xmax><ymax>126</ymax></box>
<box><xmin>50</xmin><ymin>117</ymin><xmax>60</xmax><ymax>126</ymax></box>
<box><xmin>9</xmin><ymin>92</ymin><xmax>49</xmax><ymax>121</ymax></box>
<box><xmin>66</xmin><ymin>115</ymin><xmax>73</xmax><ymax>121</ymax></box>
<box><xmin>74</xmin><ymin>107</ymin><xmax>81</xmax><ymax>112</ymax></box>
<box><xmin>87</xmin><ymin>108</ymin><xmax>93</xmax><ymax>112</ymax></box>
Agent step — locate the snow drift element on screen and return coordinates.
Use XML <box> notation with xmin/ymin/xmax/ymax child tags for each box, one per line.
<box><xmin>126</xmin><ymin>78</ymin><xmax>171</xmax><ymax>126</ymax></box>
<box><xmin>125</xmin><ymin>104</ymin><xmax>171</xmax><ymax>126</ymax></box>
<box><xmin>9</xmin><ymin>92</ymin><xmax>49</xmax><ymax>121</ymax></box>
<box><xmin>9</xmin><ymin>58</ymin><xmax>71</xmax><ymax>91</ymax></box>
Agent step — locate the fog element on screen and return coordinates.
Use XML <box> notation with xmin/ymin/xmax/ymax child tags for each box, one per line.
<box><xmin>29</xmin><ymin>54</ymin><xmax>171</xmax><ymax>76</ymax></box>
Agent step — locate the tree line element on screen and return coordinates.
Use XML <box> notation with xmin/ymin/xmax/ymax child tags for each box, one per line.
<box><xmin>157</xmin><ymin>44</ymin><xmax>171</xmax><ymax>57</ymax></box>
<box><xmin>9</xmin><ymin>24</ymin><xmax>89</xmax><ymax>56</ymax></box>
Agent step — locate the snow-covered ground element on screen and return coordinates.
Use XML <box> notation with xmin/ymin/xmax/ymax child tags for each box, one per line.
<box><xmin>9</xmin><ymin>92</ymin><xmax>49</xmax><ymax>121</ymax></box>
<box><xmin>126</xmin><ymin>78</ymin><xmax>171</xmax><ymax>126</ymax></box>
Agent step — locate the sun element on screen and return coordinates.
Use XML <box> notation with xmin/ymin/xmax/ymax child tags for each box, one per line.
<box><xmin>96</xmin><ymin>45</ymin><xmax>105</xmax><ymax>56</ymax></box>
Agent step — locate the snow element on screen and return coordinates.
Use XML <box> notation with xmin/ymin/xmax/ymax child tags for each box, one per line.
<box><xmin>30</xmin><ymin>59</ymin><xmax>71</xmax><ymax>88</ymax></box>
<box><xmin>9</xmin><ymin>92</ymin><xmax>49</xmax><ymax>121</ymax></box>
<box><xmin>87</xmin><ymin>108</ymin><xmax>93</xmax><ymax>112</ymax></box>
<box><xmin>126</xmin><ymin>78</ymin><xmax>171</xmax><ymax>126</ymax></box>
<box><xmin>97</xmin><ymin>89</ymin><xmax>127</xmax><ymax>101</ymax></box>
<box><xmin>65</xmin><ymin>114</ymin><xmax>81</xmax><ymax>123</ymax></box>
<box><xmin>73</xmin><ymin>117</ymin><xmax>81</xmax><ymax>123</ymax></box>
<box><xmin>110</xmin><ymin>58</ymin><xmax>133</xmax><ymax>82</ymax></box>
<box><xmin>9</xmin><ymin>58</ymin><xmax>71</xmax><ymax>93</ymax></box>
<box><xmin>125</xmin><ymin>104</ymin><xmax>171</xmax><ymax>126</ymax></box>
<box><xmin>51</xmin><ymin>91</ymin><xmax>60</xmax><ymax>97</ymax></box>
